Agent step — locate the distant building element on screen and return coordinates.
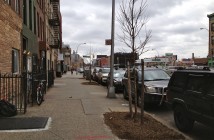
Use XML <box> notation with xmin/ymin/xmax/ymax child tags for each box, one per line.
<box><xmin>114</xmin><ymin>52</ymin><xmax>138</xmax><ymax>67</ymax></box>
<box><xmin>61</xmin><ymin>44</ymin><xmax>72</xmax><ymax>71</ymax></box>
<box><xmin>193</xmin><ymin>58</ymin><xmax>208</xmax><ymax>66</ymax></box>
<box><xmin>207</xmin><ymin>13</ymin><xmax>214</xmax><ymax>67</ymax></box>
<box><xmin>181</xmin><ymin>58</ymin><xmax>194</xmax><ymax>66</ymax></box>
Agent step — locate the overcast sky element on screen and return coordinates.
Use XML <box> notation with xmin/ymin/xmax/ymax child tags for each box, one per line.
<box><xmin>61</xmin><ymin>0</ymin><xmax>213</xmax><ymax>60</ymax></box>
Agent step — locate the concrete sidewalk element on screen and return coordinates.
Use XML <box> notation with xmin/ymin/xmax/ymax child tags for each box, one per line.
<box><xmin>0</xmin><ymin>72</ymin><xmax>130</xmax><ymax>140</ymax></box>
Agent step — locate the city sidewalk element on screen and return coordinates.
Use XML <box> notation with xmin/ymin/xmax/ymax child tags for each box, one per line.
<box><xmin>0</xmin><ymin>72</ymin><xmax>130</xmax><ymax>140</ymax></box>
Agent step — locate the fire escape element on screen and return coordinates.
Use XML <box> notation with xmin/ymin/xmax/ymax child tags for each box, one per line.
<box><xmin>49</xmin><ymin>0</ymin><xmax>60</xmax><ymax>49</ymax></box>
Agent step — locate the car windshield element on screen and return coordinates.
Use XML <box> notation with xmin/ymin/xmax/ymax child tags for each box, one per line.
<box><xmin>138</xmin><ymin>69</ymin><xmax>170</xmax><ymax>81</ymax></box>
<box><xmin>102</xmin><ymin>68</ymin><xmax>110</xmax><ymax>73</ymax></box>
<box><xmin>113</xmin><ymin>72</ymin><xmax>123</xmax><ymax>78</ymax></box>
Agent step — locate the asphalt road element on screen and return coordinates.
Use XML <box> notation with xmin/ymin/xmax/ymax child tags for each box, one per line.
<box><xmin>144</xmin><ymin>104</ymin><xmax>214</xmax><ymax>140</ymax></box>
<box><xmin>114</xmin><ymin>90</ymin><xmax>214</xmax><ymax>140</ymax></box>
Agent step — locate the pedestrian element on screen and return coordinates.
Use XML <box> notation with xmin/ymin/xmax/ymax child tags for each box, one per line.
<box><xmin>71</xmin><ymin>69</ymin><xmax>73</xmax><ymax>75</ymax></box>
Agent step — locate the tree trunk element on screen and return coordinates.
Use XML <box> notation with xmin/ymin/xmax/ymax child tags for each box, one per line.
<box><xmin>141</xmin><ymin>59</ymin><xmax>145</xmax><ymax>125</ymax></box>
<box><xmin>127</xmin><ymin>61</ymin><xmax>133</xmax><ymax>118</ymax></box>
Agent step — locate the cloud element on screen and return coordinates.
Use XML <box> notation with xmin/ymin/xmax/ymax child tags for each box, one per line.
<box><xmin>61</xmin><ymin>0</ymin><xmax>213</xmax><ymax>60</ymax></box>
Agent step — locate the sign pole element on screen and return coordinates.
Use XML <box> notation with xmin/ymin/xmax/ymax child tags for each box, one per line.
<box><xmin>107</xmin><ymin>0</ymin><xmax>116</xmax><ymax>98</ymax></box>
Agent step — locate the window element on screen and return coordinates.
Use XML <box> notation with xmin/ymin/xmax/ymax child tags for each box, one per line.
<box><xmin>15</xmin><ymin>0</ymin><xmax>20</xmax><ymax>14</ymax></box>
<box><xmin>37</xmin><ymin>13</ymin><xmax>40</xmax><ymax>37</ymax></box>
<box><xmin>29</xmin><ymin>0</ymin><xmax>32</xmax><ymax>30</ymax></box>
<box><xmin>34</xmin><ymin>7</ymin><xmax>36</xmax><ymax>34</ymax></box>
<box><xmin>171</xmin><ymin>72</ymin><xmax>188</xmax><ymax>88</ymax></box>
<box><xmin>212</xmin><ymin>36</ymin><xmax>214</xmax><ymax>45</ymax></box>
<box><xmin>23</xmin><ymin>0</ymin><xmax>27</xmax><ymax>25</ymax></box>
<box><xmin>212</xmin><ymin>23</ymin><xmax>214</xmax><ymax>32</ymax></box>
<box><xmin>12</xmin><ymin>49</ymin><xmax>19</xmax><ymax>73</ymax></box>
<box><xmin>4</xmin><ymin>0</ymin><xmax>11</xmax><ymax>5</ymax></box>
<box><xmin>186</xmin><ymin>74</ymin><xmax>205</xmax><ymax>92</ymax></box>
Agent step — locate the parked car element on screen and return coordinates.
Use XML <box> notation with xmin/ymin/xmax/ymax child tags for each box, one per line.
<box><xmin>92</xmin><ymin>67</ymin><xmax>100</xmax><ymax>81</ymax></box>
<box><xmin>122</xmin><ymin>67</ymin><xmax>170</xmax><ymax>106</ymax></box>
<box><xmin>166</xmin><ymin>67</ymin><xmax>214</xmax><ymax>132</ymax></box>
<box><xmin>165</xmin><ymin>66</ymin><xmax>185</xmax><ymax>76</ymax></box>
<box><xmin>106</xmin><ymin>69</ymin><xmax>125</xmax><ymax>92</ymax></box>
<box><xmin>97</xmin><ymin>67</ymin><xmax>110</xmax><ymax>85</ymax></box>
<box><xmin>77</xmin><ymin>68</ymin><xmax>84</xmax><ymax>73</ymax></box>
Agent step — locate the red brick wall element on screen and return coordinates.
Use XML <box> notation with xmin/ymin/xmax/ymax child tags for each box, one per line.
<box><xmin>0</xmin><ymin>1</ymin><xmax>22</xmax><ymax>73</ymax></box>
<box><xmin>100</xmin><ymin>57</ymin><xmax>109</xmax><ymax>67</ymax></box>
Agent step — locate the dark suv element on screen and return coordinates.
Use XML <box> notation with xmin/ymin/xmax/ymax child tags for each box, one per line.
<box><xmin>166</xmin><ymin>68</ymin><xmax>214</xmax><ymax>132</ymax></box>
<box><xmin>122</xmin><ymin>67</ymin><xmax>170</xmax><ymax>106</ymax></box>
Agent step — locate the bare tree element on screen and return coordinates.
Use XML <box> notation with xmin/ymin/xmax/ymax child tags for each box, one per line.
<box><xmin>117</xmin><ymin>0</ymin><xmax>151</xmax><ymax>118</ymax></box>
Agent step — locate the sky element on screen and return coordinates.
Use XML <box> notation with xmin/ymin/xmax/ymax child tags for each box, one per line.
<box><xmin>61</xmin><ymin>0</ymin><xmax>214</xmax><ymax>60</ymax></box>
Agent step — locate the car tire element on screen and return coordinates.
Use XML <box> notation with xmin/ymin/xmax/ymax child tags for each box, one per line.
<box><xmin>123</xmin><ymin>87</ymin><xmax>128</xmax><ymax>100</ymax></box>
<box><xmin>174</xmin><ymin>105</ymin><xmax>194</xmax><ymax>132</ymax></box>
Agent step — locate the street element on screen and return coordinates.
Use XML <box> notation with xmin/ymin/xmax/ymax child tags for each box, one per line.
<box><xmin>0</xmin><ymin>72</ymin><xmax>213</xmax><ymax>140</ymax></box>
<box><xmin>115</xmin><ymin>90</ymin><xmax>214</xmax><ymax>140</ymax></box>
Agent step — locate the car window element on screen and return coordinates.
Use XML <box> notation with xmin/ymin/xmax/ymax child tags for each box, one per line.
<box><xmin>113</xmin><ymin>72</ymin><xmax>124</xmax><ymax>78</ymax></box>
<box><xmin>204</xmin><ymin>75</ymin><xmax>214</xmax><ymax>95</ymax></box>
<box><xmin>186</xmin><ymin>74</ymin><xmax>206</xmax><ymax>92</ymax></box>
<box><xmin>143</xmin><ymin>69</ymin><xmax>170</xmax><ymax>81</ymax></box>
<box><xmin>171</xmin><ymin>72</ymin><xmax>188</xmax><ymax>88</ymax></box>
<box><xmin>102</xmin><ymin>69</ymin><xmax>110</xmax><ymax>73</ymax></box>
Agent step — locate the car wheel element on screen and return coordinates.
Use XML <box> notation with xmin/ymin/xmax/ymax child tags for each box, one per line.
<box><xmin>123</xmin><ymin>87</ymin><xmax>128</xmax><ymax>100</ymax></box>
<box><xmin>174</xmin><ymin>105</ymin><xmax>194</xmax><ymax>132</ymax></box>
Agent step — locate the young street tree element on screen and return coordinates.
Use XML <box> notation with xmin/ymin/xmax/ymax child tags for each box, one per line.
<box><xmin>117</xmin><ymin>0</ymin><xmax>151</xmax><ymax>119</ymax></box>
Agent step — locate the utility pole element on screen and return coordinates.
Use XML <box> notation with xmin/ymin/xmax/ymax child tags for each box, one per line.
<box><xmin>107</xmin><ymin>0</ymin><xmax>116</xmax><ymax>98</ymax></box>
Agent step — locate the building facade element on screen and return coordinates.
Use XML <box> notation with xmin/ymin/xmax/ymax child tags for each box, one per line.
<box><xmin>0</xmin><ymin>0</ymin><xmax>23</xmax><ymax>73</ymax></box>
<box><xmin>207</xmin><ymin>13</ymin><xmax>214</xmax><ymax>67</ymax></box>
<box><xmin>0</xmin><ymin>0</ymin><xmax>62</xmax><ymax>78</ymax></box>
<box><xmin>61</xmin><ymin>43</ymin><xmax>71</xmax><ymax>71</ymax></box>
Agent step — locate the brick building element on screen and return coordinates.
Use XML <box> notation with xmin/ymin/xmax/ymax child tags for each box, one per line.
<box><xmin>114</xmin><ymin>52</ymin><xmax>138</xmax><ymax>67</ymax></box>
<box><xmin>0</xmin><ymin>0</ymin><xmax>23</xmax><ymax>73</ymax></box>
<box><xmin>207</xmin><ymin>13</ymin><xmax>214</xmax><ymax>67</ymax></box>
<box><xmin>61</xmin><ymin>43</ymin><xmax>72</xmax><ymax>71</ymax></box>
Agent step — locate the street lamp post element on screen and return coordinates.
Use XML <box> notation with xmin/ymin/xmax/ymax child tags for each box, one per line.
<box><xmin>151</xmin><ymin>48</ymin><xmax>159</xmax><ymax>57</ymax></box>
<box><xmin>107</xmin><ymin>0</ymin><xmax>116</xmax><ymax>98</ymax></box>
<box><xmin>76</xmin><ymin>43</ymin><xmax>86</xmax><ymax>55</ymax></box>
<box><xmin>75</xmin><ymin>43</ymin><xmax>86</xmax><ymax>68</ymax></box>
<box><xmin>200</xmin><ymin>27</ymin><xmax>209</xmax><ymax>31</ymax></box>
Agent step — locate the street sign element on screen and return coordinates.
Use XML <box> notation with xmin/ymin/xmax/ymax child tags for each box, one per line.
<box><xmin>165</xmin><ymin>53</ymin><xmax>173</xmax><ymax>56</ymax></box>
<box><xmin>83</xmin><ymin>55</ymin><xmax>90</xmax><ymax>58</ymax></box>
<box><xmin>105</xmin><ymin>39</ymin><xmax>112</xmax><ymax>45</ymax></box>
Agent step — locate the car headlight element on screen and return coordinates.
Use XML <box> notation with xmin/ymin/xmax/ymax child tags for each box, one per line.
<box><xmin>145</xmin><ymin>86</ymin><xmax>156</xmax><ymax>93</ymax></box>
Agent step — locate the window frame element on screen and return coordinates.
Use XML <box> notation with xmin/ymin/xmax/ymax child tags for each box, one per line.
<box><xmin>211</xmin><ymin>23</ymin><xmax>214</xmax><ymax>32</ymax></box>
<box><xmin>211</xmin><ymin>36</ymin><xmax>214</xmax><ymax>45</ymax></box>
<box><xmin>12</xmin><ymin>48</ymin><xmax>20</xmax><ymax>74</ymax></box>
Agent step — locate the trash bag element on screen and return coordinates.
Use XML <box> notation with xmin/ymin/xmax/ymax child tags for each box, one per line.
<box><xmin>0</xmin><ymin>99</ymin><xmax>17</xmax><ymax>117</ymax></box>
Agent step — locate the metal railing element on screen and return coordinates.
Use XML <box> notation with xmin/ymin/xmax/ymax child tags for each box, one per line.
<box><xmin>0</xmin><ymin>71</ymin><xmax>55</xmax><ymax>113</ymax></box>
<box><xmin>48</xmin><ymin>70</ymin><xmax>54</xmax><ymax>88</ymax></box>
<box><xmin>0</xmin><ymin>73</ymin><xmax>27</xmax><ymax>114</ymax></box>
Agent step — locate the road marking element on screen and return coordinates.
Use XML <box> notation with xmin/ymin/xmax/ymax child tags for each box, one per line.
<box><xmin>76</xmin><ymin>135</ymin><xmax>113</xmax><ymax>140</ymax></box>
